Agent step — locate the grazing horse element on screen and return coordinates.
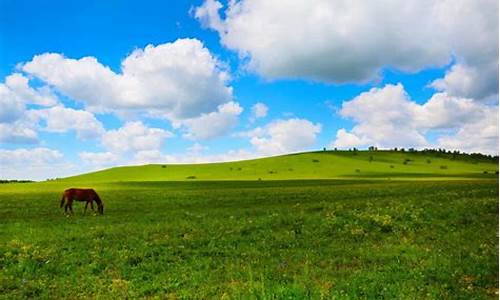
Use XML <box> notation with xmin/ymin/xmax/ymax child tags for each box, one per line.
<box><xmin>60</xmin><ymin>188</ymin><xmax>104</xmax><ymax>215</ymax></box>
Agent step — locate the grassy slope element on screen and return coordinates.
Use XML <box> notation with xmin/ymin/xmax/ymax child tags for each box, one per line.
<box><xmin>63</xmin><ymin>150</ymin><xmax>498</xmax><ymax>183</ymax></box>
<box><xmin>1</xmin><ymin>151</ymin><xmax>498</xmax><ymax>298</ymax></box>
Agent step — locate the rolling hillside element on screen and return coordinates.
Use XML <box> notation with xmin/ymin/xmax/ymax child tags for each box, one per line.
<box><xmin>63</xmin><ymin>150</ymin><xmax>499</xmax><ymax>182</ymax></box>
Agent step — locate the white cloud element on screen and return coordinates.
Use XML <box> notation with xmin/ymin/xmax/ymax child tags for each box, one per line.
<box><xmin>0</xmin><ymin>147</ymin><xmax>76</xmax><ymax>180</ymax></box>
<box><xmin>243</xmin><ymin>118</ymin><xmax>321</xmax><ymax>155</ymax></box>
<box><xmin>5</xmin><ymin>73</ymin><xmax>58</xmax><ymax>107</ymax></box>
<box><xmin>195</xmin><ymin>0</ymin><xmax>498</xmax><ymax>95</ymax></box>
<box><xmin>101</xmin><ymin>121</ymin><xmax>173</xmax><ymax>153</ymax></box>
<box><xmin>22</xmin><ymin>38</ymin><xmax>234</xmax><ymax>120</ymax></box>
<box><xmin>437</xmin><ymin>109</ymin><xmax>499</xmax><ymax>155</ymax></box>
<box><xmin>250</xmin><ymin>102</ymin><xmax>268</xmax><ymax>122</ymax></box>
<box><xmin>0</xmin><ymin>73</ymin><xmax>59</xmax><ymax>144</ymax></box>
<box><xmin>0</xmin><ymin>73</ymin><xmax>57</xmax><ymax>123</ymax></box>
<box><xmin>31</xmin><ymin>106</ymin><xmax>104</xmax><ymax>140</ymax></box>
<box><xmin>193</xmin><ymin>0</ymin><xmax>225</xmax><ymax>33</ymax></box>
<box><xmin>180</xmin><ymin>101</ymin><xmax>243</xmax><ymax>140</ymax></box>
<box><xmin>0</xmin><ymin>123</ymin><xmax>38</xmax><ymax>144</ymax></box>
<box><xmin>430</xmin><ymin>63</ymin><xmax>498</xmax><ymax>100</ymax></box>
<box><xmin>333</xmin><ymin>84</ymin><xmax>428</xmax><ymax>149</ymax></box>
<box><xmin>332</xmin><ymin>129</ymin><xmax>368</xmax><ymax>149</ymax></box>
<box><xmin>331</xmin><ymin>84</ymin><xmax>498</xmax><ymax>154</ymax></box>
<box><xmin>79</xmin><ymin>151</ymin><xmax>121</xmax><ymax>168</ymax></box>
<box><xmin>187</xmin><ymin>142</ymin><xmax>208</xmax><ymax>154</ymax></box>
<box><xmin>0</xmin><ymin>83</ymin><xmax>27</xmax><ymax>123</ymax></box>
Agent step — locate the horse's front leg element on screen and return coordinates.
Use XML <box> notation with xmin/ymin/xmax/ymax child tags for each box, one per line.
<box><xmin>84</xmin><ymin>201</ymin><xmax>88</xmax><ymax>214</ymax></box>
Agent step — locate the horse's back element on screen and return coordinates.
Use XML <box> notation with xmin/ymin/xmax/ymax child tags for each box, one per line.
<box><xmin>64</xmin><ymin>188</ymin><xmax>97</xmax><ymax>201</ymax></box>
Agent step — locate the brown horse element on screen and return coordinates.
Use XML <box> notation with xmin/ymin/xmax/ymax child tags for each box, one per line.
<box><xmin>60</xmin><ymin>188</ymin><xmax>104</xmax><ymax>215</ymax></box>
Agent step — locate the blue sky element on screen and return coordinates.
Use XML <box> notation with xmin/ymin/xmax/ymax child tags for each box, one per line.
<box><xmin>0</xmin><ymin>0</ymin><xmax>498</xmax><ymax>180</ymax></box>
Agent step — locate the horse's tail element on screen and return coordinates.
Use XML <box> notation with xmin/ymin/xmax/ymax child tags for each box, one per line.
<box><xmin>60</xmin><ymin>192</ymin><xmax>66</xmax><ymax>208</ymax></box>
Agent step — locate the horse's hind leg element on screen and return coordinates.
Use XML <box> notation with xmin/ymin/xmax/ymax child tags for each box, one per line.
<box><xmin>84</xmin><ymin>201</ymin><xmax>88</xmax><ymax>214</ymax></box>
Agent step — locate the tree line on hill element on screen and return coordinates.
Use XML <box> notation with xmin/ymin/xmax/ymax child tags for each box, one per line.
<box><xmin>323</xmin><ymin>146</ymin><xmax>498</xmax><ymax>162</ymax></box>
<box><xmin>0</xmin><ymin>179</ymin><xmax>34</xmax><ymax>184</ymax></box>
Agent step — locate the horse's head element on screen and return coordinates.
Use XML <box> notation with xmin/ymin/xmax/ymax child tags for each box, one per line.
<box><xmin>94</xmin><ymin>194</ymin><xmax>104</xmax><ymax>215</ymax></box>
<box><xmin>97</xmin><ymin>201</ymin><xmax>104</xmax><ymax>214</ymax></box>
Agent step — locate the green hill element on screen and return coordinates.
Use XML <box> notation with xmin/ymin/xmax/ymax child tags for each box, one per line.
<box><xmin>63</xmin><ymin>150</ymin><xmax>498</xmax><ymax>183</ymax></box>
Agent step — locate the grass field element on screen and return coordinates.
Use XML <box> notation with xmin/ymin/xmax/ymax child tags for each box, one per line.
<box><xmin>0</xmin><ymin>151</ymin><xmax>498</xmax><ymax>299</ymax></box>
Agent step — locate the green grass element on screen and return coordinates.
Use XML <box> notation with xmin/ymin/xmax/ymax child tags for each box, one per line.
<box><xmin>0</xmin><ymin>151</ymin><xmax>498</xmax><ymax>298</ymax></box>
<box><xmin>62</xmin><ymin>150</ymin><xmax>499</xmax><ymax>182</ymax></box>
<box><xmin>1</xmin><ymin>179</ymin><xmax>498</xmax><ymax>299</ymax></box>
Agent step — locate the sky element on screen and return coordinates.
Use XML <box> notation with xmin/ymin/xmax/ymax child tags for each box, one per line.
<box><xmin>0</xmin><ymin>0</ymin><xmax>498</xmax><ymax>180</ymax></box>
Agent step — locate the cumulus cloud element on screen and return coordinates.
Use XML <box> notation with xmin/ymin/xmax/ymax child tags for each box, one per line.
<box><xmin>437</xmin><ymin>109</ymin><xmax>498</xmax><ymax>154</ymax></box>
<box><xmin>0</xmin><ymin>147</ymin><xmax>76</xmax><ymax>180</ymax></box>
<box><xmin>195</xmin><ymin>0</ymin><xmax>498</xmax><ymax>96</ymax></box>
<box><xmin>242</xmin><ymin>118</ymin><xmax>321</xmax><ymax>155</ymax></box>
<box><xmin>101</xmin><ymin>121</ymin><xmax>173</xmax><ymax>153</ymax></box>
<box><xmin>250</xmin><ymin>102</ymin><xmax>268</xmax><ymax>122</ymax></box>
<box><xmin>4</xmin><ymin>73</ymin><xmax>58</xmax><ymax>107</ymax></box>
<box><xmin>0</xmin><ymin>73</ymin><xmax>58</xmax><ymax>144</ymax></box>
<box><xmin>30</xmin><ymin>106</ymin><xmax>104</xmax><ymax>140</ymax></box>
<box><xmin>331</xmin><ymin>84</ymin><xmax>498</xmax><ymax>154</ymax></box>
<box><xmin>79</xmin><ymin>151</ymin><xmax>121</xmax><ymax>168</ymax></box>
<box><xmin>194</xmin><ymin>0</ymin><xmax>225</xmax><ymax>33</ymax></box>
<box><xmin>180</xmin><ymin>101</ymin><xmax>243</xmax><ymax>140</ymax></box>
<box><xmin>0</xmin><ymin>123</ymin><xmax>38</xmax><ymax>144</ymax></box>
<box><xmin>22</xmin><ymin>38</ymin><xmax>234</xmax><ymax>120</ymax></box>
<box><xmin>430</xmin><ymin>63</ymin><xmax>498</xmax><ymax>100</ymax></box>
<box><xmin>0</xmin><ymin>73</ymin><xmax>57</xmax><ymax>123</ymax></box>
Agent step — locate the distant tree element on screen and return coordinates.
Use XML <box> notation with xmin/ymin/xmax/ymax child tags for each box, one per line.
<box><xmin>323</xmin><ymin>147</ymin><xmax>326</xmax><ymax>151</ymax></box>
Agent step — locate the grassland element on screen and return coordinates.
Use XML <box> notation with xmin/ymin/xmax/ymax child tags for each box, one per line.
<box><xmin>0</xmin><ymin>151</ymin><xmax>498</xmax><ymax>299</ymax></box>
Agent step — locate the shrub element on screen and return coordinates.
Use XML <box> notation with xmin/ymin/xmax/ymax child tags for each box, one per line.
<box><xmin>312</xmin><ymin>159</ymin><xmax>320</xmax><ymax>163</ymax></box>
<box><xmin>440</xmin><ymin>165</ymin><xmax>448</xmax><ymax>170</ymax></box>
<box><xmin>355</xmin><ymin>169</ymin><xmax>361</xmax><ymax>173</ymax></box>
<box><xmin>186</xmin><ymin>175</ymin><xmax>197</xmax><ymax>179</ymax></box>
<box><xmin>161</xmin><ymin>165</ymin><xmax>166</xmax><ymax>168</ymax></box>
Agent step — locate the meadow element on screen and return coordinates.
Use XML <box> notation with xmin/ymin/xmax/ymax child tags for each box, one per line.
<box><xmin>0</xmin><ymin>151</ymin><xmax>498</xmax><ymax>299</ymax></box>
